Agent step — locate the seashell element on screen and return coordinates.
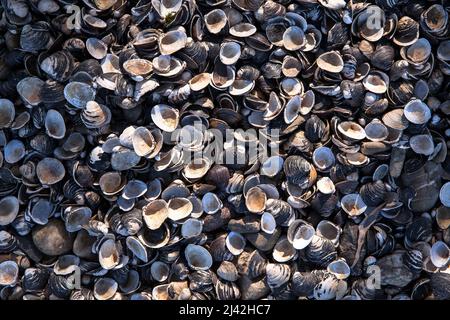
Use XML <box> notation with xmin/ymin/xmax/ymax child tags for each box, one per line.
<box><xmin>150</xmin><ymin>261</ymin><xmax>170</xmax><ymax>282</ymax></box>
<box><xmin>312</xmin><ymin>147</ymin><xmax>335</xmax><ymax>172</ymax></box>
<box><xmin>16</xmin><ymin>77</ymin><xmax>44</xmax><ymax>106</ymax></box>
<box><xmin>341</xmin><ymin>193</ymin><xmax>367</xmax><ymax>217</ymax></box>
<box><xmin>86</xmin><ymin>38</ymin><xmax>107</xmax><ymax>60</ymax></box>
<box><xmin>404</xmin><ymin>100</ymin><xmax>431</xmax><ymax>125</ymax></box>
<box><xmin>189</xmin><ymin>270</ymin><xmax>213</xmax><ymax>293</ymax></box>
<box><xmin>363</xmin><ymin>71</ymin><xmax>389</xmax><ymax>94</ymax></box>
<box><xmin>0</xmin><ymin>231</ymin><xmax>18</xmax><ymax>253</ymax></box>
<box><xmin>0</xmin><ymin>99</ymin><xmax>15</xmax><ymax>128</ymax></box>
<box><xmin>126</xmin><ymin>236</ymin><xmax>148</xmax><ymax>262</ymax></box>
<box><xmin>4</xmin><ymin>139</ymin><xmax>26</xmax><ymax>164</ymax></box>
<box><xmin>272</xmin><ymin>236</ymin><xmax>296</xmax><ymax>263</ymax></box>
<box><xmin>313</xmin><ymin>275</ymin><xmax>340</xmax><ymax>300</ymax></box>
<box><xmin>261</xmin><ymin>212</ymin><xmax>276</xmax><ymax>235</ymax></box>
<box><xmin>317</xmin><ymin>51</ymin><xmax>344</xmax><ymax>73</ymax></box>
<box><xmin>440</xmin><ymin>183</ymin><xmax>450</xmax><ymax>207</ymax></box>
<box><xmin>226</xmin><ymin>231</ymin><xmax>246</xmax><ymax>256</ymax></box>
<box><xmin>217</xmin><ymin>261</ymin><xmax>239</xmax><ymax>282</ymax></box>
<box><xmin>220</xmin><ymin>42</ymin><xmax>241</xmax><ymax>65</ymax></box>
<box><xmin>36</xmin><ymin>158</ymin><xmax>65</xmax><ymax>185</ymax></box>
<box><xmin>360</xmin><ymin>181</ymin><xmax>387</xmax><ymax>207</ymax></box>
<box><xmin>283</xmin><ymin>26</ymin><xmax>305</xmax><ymax>51</ymax></box>
<box><xmin>245</xmin><ymin>186</ymin><xmax>267</xmax><ymax>213</ymax></box>
<box><xmin>167</xmin><ymin>197</ymin><xmax>193</xmax><ymax>221</ymax></box>
<box><xmin>143</xmin><ymin>200</ymin><xmax>168</xmax><ymax>230</ymax></box>
<box><xmin>382</xmin><ymin>109</ymin><xmax>409</xmax><ymax>130</ymax></box>
<box><xmin>237</xmin><ymin>249</ymin><xmax>267</xmax><ymax>279</ymax></box>
<box><xmin>22</xmin><ymin>268</ymin><xmax>50</xmax><ymax>292</ymax></box>
<box><xmin>287</xmin><ymin>220</ymin><xmax>315</xmax><ymax>250</ymax></box>
<box><xmin>201</xmin><ymin>192</ymin><xmax>222</xmax><ymax>215</ymax></box>
<box><xmin>327</xmin><ymin>259</ymin><xmax>350</xmax><ymax>280</ymax></box>
<box><xmin>94</xmin><ymin>278</ymin><xmax>118</xmax><ymax>300</ymax></box>
<box><xmin>0</xmin><ymin>261</ymin><xmax>19</xmax><ymax>286</ymax></box>
<box><xmin>151</xmin><ymin>104</ymin><xmax>179</xmax><ymax>132</ymax></box>
<box><xmin>230</xmin><ymin>23</ymin><xmax>257</xmax><ymax>37</ymax></box>
<box><xmin>185</xmin><ymin>244</ymin><xmax>213</xmax><ymax>271</ymax></box>
<box><xmin>204</xmin><ymin>9</ymin><xmax>228</xmax><ymax>34</ymax></box>
<box><xmin>284</xmin><ymin>156</ymin><xmax>317</xmax><ymax>188</ymax></box>
<box><xmin>393</xmin><ymin>16</ymin><xmax>419</xmax><ymax>47</ymax></box>
<box><xmin>430</xmin><ymin>241</ymin><xmax>450</xmax><ymax>268</ymax></box>
<box><xmin>364</xmin><ymin>119</ymin><xmax>388</xmax><ymax>142</ymax></box>
<box><xmin>40</xmin><ymin>51</ymin><xmax>75</xmax><ymax>82</ymax></box>
<box><xmin>410</xmin><ymin>134</ymin><xmax>435</xmax><ymax>156</ymax></box>
<box><xmin>305</xmin><ymin>235</ymin><xmax>337</xmax><ymax>268</ymax></box>
<box><xmin>181</xmin><ymin>218</ymin><xmax>203</xmax><ymax>239</ymax></box>
<box><xmin>317</xmin><ymin>177</ymin><xmax>335</xmax><ymax>195</ymax></box>
<box><xmin>123</xmin><ymin>59</ymin><xmax>153</xmax><ymax>81</ymax></box>
<box><xmin>45</xmin><ymin>109</ymin><xmax>66</xmax><ymax>139</ymax></box>
<box><xmin>20</xmin><ymin>23</ymin><xmax>53</xmax><ymax>52</ymax></box>
<box><xmin>32</xmin><ymin>220</ymin><xmax>74</xmax><ymax>256</ymax></box>
<box><xmin>316</xmin><ymin>220</ymin><xmax>341</xmax><ymax>245</ymax></box>
<box><xmin>99</xmin><ymin>238</ymin><xmax>121</xmax><ymax>270</ymax></box>
<box><xmin>265</xmin><ymin>263</ymin><xmax>291</xmax><ymax>289</ymax></box>
<box><xmin>64</xmin><ymin>82</ymin><xmax>96</xmax><ymax>109</ymax></box>
<box><xmin>64</xmin><ymin>207</ymin><xmax>92</xmax><ymax>232</ymax></box>
<box><xmin>189</xmin><ymin>73</ymin><xmax>211</xmax><ymax>92</ymax></box>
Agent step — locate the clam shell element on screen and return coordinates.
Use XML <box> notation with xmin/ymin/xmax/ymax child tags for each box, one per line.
<box><xmin>272</xmin><ymin>236</ymin><xmax>296</xmax><ymax>263</ymax></box>
<box><xmin>430</xmin><ymin>241</ymin><xmax>450</xmax><ymax>268</ymax></box>
<box><xmin>0</xmin><ymin>99</ymin><xmax>15</xmax><ymax>128</ymax></box>
<box><xmin>341</xmin><ymin>193</ymin><xmax>367</xmax><ymax>216</ymax></box>
<box><xmin>151</xmin><ymin>104</ymin><xmax>179</xmax><ymax>132</ymax></box>
<box><xmin>184</xmin><ymin>244</ymin><xmax>213</xmax><ymax>271</ymax></box>
<box><xmin>0</xmin><ymin>261</ymin><xmax>19</xmax><ymax>286</ymax></box>
<box><xmin>312</xmin><ymin>147</ymin><xmax>335</xmax><ymax>172</ymax></box>
<box><xmin>404</xmin><ymin>100</ymin><xmax>431</xmax><ymax>125</ymax></box>
<box><xmin>364</xmin><ymin>119</ymin><xmax>388</xmax><ymax>142</ymax></box>
<box><xmin>283</xmin><ymin>26</ymin><xmax>305</xmax><ymax>51</ymax></box>
<box><xmin>94</xmin><ymin>278</ymin><xmax>118</xmax><ymax>300</ymax></box>
<box><xmin>287</xmin><ymin>220</ymin><xmax>315</xmax><ymax>250</ymax></box>
<box><xmin>261</xmin><ymin>212</ymin><xmax>276</xmax><ymax>234</ymax></box>
<box><xmin>64</xmin><ymin>82</ymin><xmax>96</xmax><ymax>109</ymax></box>
<box><xmin>36</xmin><ymin>158</ymin><xmax>66</xmax><ymax>185</ymax></box>
<box><xmin>143</xmin><ymin>200</ymin><xmax>169</xmax><ymax>230</ymax></box>
<box><xmin>316</xmin><ymin>220</ymin><xmax>341</xmax><ymax>245</ymax></box>
<box><xmin>17</xmin><ymin>77</ymin><xmax>44</xmax><ymax>106</ymax></box>
<box><xmin>245</xmin><ymin>186</ymin><xmax>267</xmax><ymax>213</ymax></box>
<box><xmin>225</xmin><ymin>231</ymin><xmax>246</xmax><ymax>256</ymax></box>
<box><xmin>440</xmin><ymin>182</ymin><xmax>450</xmax><ymax>207</ymax></box>
<box><xmin>265</xmin><ymin>263</ymin><xmax>291</xmax><ymax>289</ymax></box>
<box><xmin>181</xmin><ymin>218</ymin><xmax>203</xmax><ymax>239</ymax></box>
<box><xmin>410</xmin><ymin>134</ymin><xmax>435</xmax><ymax>156</ymax></box>
<box><xmin>4</xmin><ymin>139</ymin><xmax>26</xmax><ymax>164</ymax></box>
<box><xmin>202</xmin><ymin>192</ymin><xmax>223</xmax><ymax>215</ymax></box>
<box><xmin>204</xmin><ymin>9</ymin><xmax>228</xmax><ymax>34</ymax></box>
<box><xmin>220</xmin><ymin>42</ymin><xmax>241</xmax><ymax>65</ymax></box>
<box><xmin>86</xmin><ymin>38</ymin><xmax>108</xmax><ymax>60</ymax></box>
<box><xmin>317</xmin><ymin>51</ymin><xmax>344</xmax><ymax>73</ymax></box>
<box><xmin>217</xmin><ymin>261</ymin><xmax>239</xmax><ymax>282</ymax></box>
<box><xmin>99</xmin><ymin>239</ymin><xmax>120</xmax><ymax>270</ymax></box>
<box><xmin>327</xmin><ymin>259</ymin><xmax>351</xmax><ymax>280</ymax></box>
<box><xmin>45</xmin><ymin>109</ymin><xmax>66</xmax><ymax>139</ymax></box>
<box><xmin>126</xmin><ymin>236</ymin><xmax>148</xmax><ymax>262</ymax></box>
<box><xmin>168</xmin><ymin>197</ymin><xmax>193</xmax><ymax>221</ymax></box>
<box><xmin>150</xmin><ymin>261</ymin><xmax>170</xmax><ymax>282</ymax></box>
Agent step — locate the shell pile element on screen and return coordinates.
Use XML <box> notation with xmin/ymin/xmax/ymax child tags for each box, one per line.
<box><xmin>0</xmin><ymin>0</ymin><xmax>449</xmax><ymax>301</ymax></box>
